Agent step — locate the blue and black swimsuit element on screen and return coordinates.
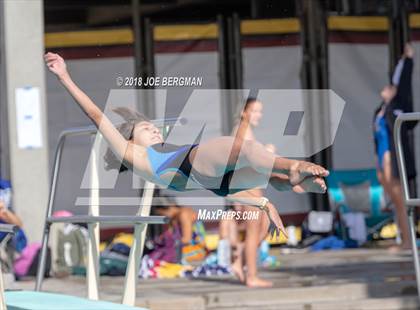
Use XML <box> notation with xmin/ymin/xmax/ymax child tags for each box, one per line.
<box><xmin>146</xmin><ymin>143</ymin><xmax>232</xmax><ymax>196</ymax></box>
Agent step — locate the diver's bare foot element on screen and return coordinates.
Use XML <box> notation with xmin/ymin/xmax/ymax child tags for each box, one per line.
<box><xmin>231</xmin><ymin>259</ymin><xmax>245</xmax><ymax>283</ymax></box>
<box><xmin>289</xmin><ymin>161</ymin><xmax>329</xmax><ymax>186</ymax></box>
<box><xmin>292</xmin><ymin>176</ymin><xmax>327</xmax><ymax>194</ymax></box>
<box><xmin>246</xmin><ymin>276</ymin><xmax>273</xmax><ymax>288</ymax></box>
<box><xmin>265</xmin><ymin>202</ymin><xmax>287</xmax><ymax>239</ymax></box>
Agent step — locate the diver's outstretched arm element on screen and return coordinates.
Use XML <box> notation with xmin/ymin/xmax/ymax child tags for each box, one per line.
<box><xmin>44</xmin><ymin>52</ymin><xmax>135</xmax><ymax>163</ymax></box>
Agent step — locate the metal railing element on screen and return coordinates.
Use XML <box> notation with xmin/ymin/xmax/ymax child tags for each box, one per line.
<box><xmin>34</xmin><ymin>117</ymin><xmax>274</xmax><ymax>305</ymax></box>
<box><xmin>34</xmin><ymin>123</ymin><xmax>176</xmax><ymax>306</ymax></box>
<box><xmin>394</xmin><ymin>112</ymin><xmax>420</xmax><ymax>301</ymax></box>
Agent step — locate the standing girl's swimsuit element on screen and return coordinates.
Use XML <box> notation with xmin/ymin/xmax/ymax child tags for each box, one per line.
<box><xmin>146</xmin><ymin>143</ymin><xmax>233</xmax><ymax>196</ymax></box>
<box><xmin>374</xmin><ymin>113</ymin><xmax>390</xmax><ymax>171</ymax></box>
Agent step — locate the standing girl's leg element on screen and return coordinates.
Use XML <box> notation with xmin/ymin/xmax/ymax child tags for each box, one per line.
<box><xmin>382</xmin><ymin>152</ymin><xmax>410</xmax><ymax>249</ymax></box>
<box><xmin>241</xmin><ymin>191</ymin><xmax>272</xmax><ymax>287</ymax></box>
<box><xmin>390</xmin><ymin>177</ymin><xmax>411</xmax><ymax>249</ymax></box>
<box><xmin>227</xmin><ymin>189</ymin><xmax>272</xmax><ymax>287</ymax></box>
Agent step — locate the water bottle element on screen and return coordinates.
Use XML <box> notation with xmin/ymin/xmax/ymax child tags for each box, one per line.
<box><xmin>258</xmin><ymin>240</ymin><xmax>269</xmax><ymax>263</ymax></box>
<box><xmin>287</xmin><ymin>225</ymin><xmax>298</xmax><ymax>246</ymax></box>
<box><xmin>217</xmin><ymin>239</ymin><xmax>231</xmax><ymax>267</ymax></box>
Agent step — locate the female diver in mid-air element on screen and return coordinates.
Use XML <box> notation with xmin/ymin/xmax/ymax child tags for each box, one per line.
<box><xmin>44</xmin><ymin>52</ymin><xmax>329</xmax><ymax>239</ymax></box>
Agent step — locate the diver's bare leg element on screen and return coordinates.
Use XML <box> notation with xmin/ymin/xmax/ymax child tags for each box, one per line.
<box><xmin>227</xmin><ymin>168</ymin><xmax>327</xmax><ymax>195</ymax></box>
<box><xmin>189</xmin><ymin>136</ymin><xmax>328</xmax><ymax>184</ymax></box>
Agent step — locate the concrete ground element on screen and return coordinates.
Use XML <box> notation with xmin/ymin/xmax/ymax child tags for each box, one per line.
<box><xmin>8</xmin><ymin>248</ymin><xmax>420</xmax><ymax>310</ymax></box>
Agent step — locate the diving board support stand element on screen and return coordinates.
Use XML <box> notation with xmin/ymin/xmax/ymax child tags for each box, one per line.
<box><xmin>87</xmin><ymin>135</ymin><xmax>100</xmax><ymax>300</ymax></box>
<box><xmin>122</xmin><ymin>181</ymin><xmax>155</xmax><ymax>306</ymax></box>
<box><xmin>36</xmin><ymin>121</ymin><xmax>181</xmax><ymax>305</ymax></box>
<box><xmin>121</xmin><ymin>124</ymin><xmax>169</xmax><ymax>305</ymax></box>
<box><xmin>394</xmin><ymin>112</ymin><xmax>420</xmax><ymax>302</ymax></box>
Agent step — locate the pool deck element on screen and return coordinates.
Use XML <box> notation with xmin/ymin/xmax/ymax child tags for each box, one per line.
<box><xmin>9</xmin><ymin>248</ymin><xmax>420</xmax><ymax>310</ymax></box>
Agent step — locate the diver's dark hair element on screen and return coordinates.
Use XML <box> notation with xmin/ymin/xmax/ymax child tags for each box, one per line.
<box><xmin>103</xmin><ymin>107</ymin><xmax>149</xmax><ymax>172</ymax></box>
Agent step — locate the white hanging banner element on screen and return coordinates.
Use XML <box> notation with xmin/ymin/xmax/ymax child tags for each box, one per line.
<box><xmin>15</xmin><ymin>87</ymin><xmax>43</xmax><ymax>149</ymax></box>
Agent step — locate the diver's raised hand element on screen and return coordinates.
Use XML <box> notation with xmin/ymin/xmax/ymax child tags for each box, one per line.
<box><xmin>404</xmin><ymin>43</ymin><xmax>414</xmax><ymax>58</ymax></box>
<box><xmin>44</xmin><ymin>52</ymin><xmax>68</xmax><ymax>79</ymax></box>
